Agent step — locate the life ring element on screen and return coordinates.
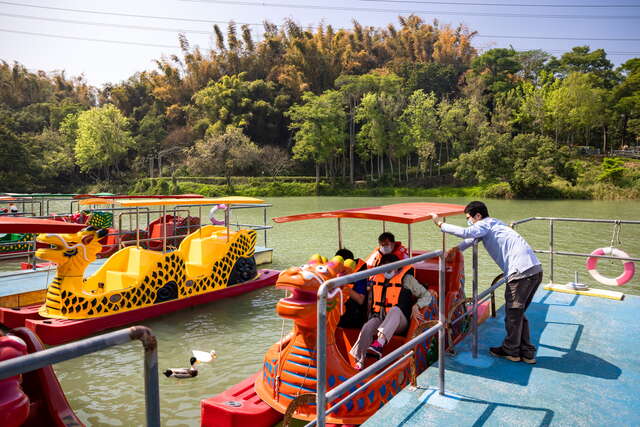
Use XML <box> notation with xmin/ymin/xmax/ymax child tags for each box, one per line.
<box><xmin>208</xmin><ymin>204</ymin><xmax>227</xmax><ymax>226</ymax></box>
<box><xmin>586</xmin><ymin>247</ymin><xmax>635</xmax><ymax>286</ymax></box>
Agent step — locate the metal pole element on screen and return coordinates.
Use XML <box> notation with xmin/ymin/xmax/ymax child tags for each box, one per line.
<box><xmin>438</xmin><ymin>218</ymin><xmax>446</xmax><ymax>395</ymax></box>
<box><xmin>472</xmin><ymin>242</ymin><xmax>478</xmax><ymax>358</ymax></box>
<box><xmin>263</xmin><ymin>206</ymin><xmax>268</xmax><ymax>247</ymax></box>
<box><xmin>316</xmin><ymin>284</ymin><xmax>328</xmax><ymax>427</ymax></box>
<box><xmin>162</xmin><ymin>205</ymin><xmax>167</xmax><ymax>253</ymax></box>
<box><xmin>382</xmin><ymin>220</ymin><xmax>386</xmax><ymax>233</ymax></box>
<box><xmin>407</xmin><ymin>224</ymin><xmax>412</xmax><ymax>257</ymax></box>
<box><xmin>136</xmin><ymin>207</ymin><xmax>140</xmax><ymax>246</ymax></box>
<box><xmin>337</xmin><ymin>218</ymin><xmax>343</xmax><ymax>249</ymax></box>
<box><xmin>225</xmin><ymin>206</ymin><xmax>230</xmax><ymax>242</ymax></box>
<box><xmin>549</xmin><ymin>219</ymin><xmax>554</xmax><ymax>284</ymax></box>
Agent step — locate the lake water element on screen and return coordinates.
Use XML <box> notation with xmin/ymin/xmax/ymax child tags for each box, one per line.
<box><xmin>4</xmin><ymin>197</ymin><xmax>639</xmax><ymax>425</ymax></box>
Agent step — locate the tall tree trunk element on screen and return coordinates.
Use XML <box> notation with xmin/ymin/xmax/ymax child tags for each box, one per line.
<box><xmin>405</xmin><ymin>156</ymin><xmax>409</xmax><ymax>182</ymax></box>
<box><xmin>349</xmin><ymin>101</ymin><xmax>355</xmax><ymax>184</ymax></box>
<box><xmin>315</xmin><ymin>162</ymin><xmax>320</xmax><ymax>193</ymax></box>
<box><xmin>602</xmin><ymin>125</ymin><xmax>607</xmax><ymax>154</ymax></box>
<box><xmin>370</xmin><ymin>156</ymin><xmax>374</xmax><ymax>181</ymax></box>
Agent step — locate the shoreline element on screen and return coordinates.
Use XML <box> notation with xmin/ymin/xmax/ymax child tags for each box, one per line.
<box><xmin>124</xmin><ymin>178</ymin><xmax>639</xmax><ymax>201</ymax></box>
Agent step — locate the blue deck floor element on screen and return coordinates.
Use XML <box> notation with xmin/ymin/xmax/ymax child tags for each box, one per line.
<box><xmin>364</xmin><ymin>289</ymin><xmax>640</xmax><ymax>426</ymax></box>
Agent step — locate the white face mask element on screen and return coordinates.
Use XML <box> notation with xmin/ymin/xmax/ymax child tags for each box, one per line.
<box><xmin>383</xmin><ymin>270</ymin><xmax>396</xmax><ymax>279</ymax></box>
<box><xmin>380</xmin><ymin>244</ymin><xmax>393</xmax><ymax>255</ymax></box>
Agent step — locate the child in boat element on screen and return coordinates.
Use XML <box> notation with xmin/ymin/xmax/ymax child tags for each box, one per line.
<box><xmin>349</xmin><ymin>254</ymin><xmax>432</xmax><ymax>370</ymax></box>
<box><xmin>365</xmin><ymin>232</ymin><xmax>409</xmax><ymax>268</ymax></box>
<box><xmin>336</xmin><ymin>248</ymin><xmax>368</xmax><ymax>329</ymax></box>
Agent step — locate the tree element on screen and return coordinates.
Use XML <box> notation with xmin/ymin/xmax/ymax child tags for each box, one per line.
<box><xmin>450</xmin><ymin>131</ymin><xmax>573</xmax><ymax>197</ymax></box>
<box><xmin>399</xmin><ymin>90</ymin><xmax>438</xmax><ymax>176</ymax></box>
<box><xmin>612</xmin><ymin>58</ymin><xmax>640</xmax><ymax>146</ymax></box>
<box><xmin>187</xmin><ymin>126</ymin><xmax>260</xmax><ymax>188</ymax></box>
<box><xmin>553</xmin><ymin>46</ymin><xmax>617</xmax><ymax>88</ymax></box>
<box><xmin>257</xmin><ymin>145</ymin><xmax>293</xmax><ymax>179</ymax></box>
<box><xmin>337</xmin><ymin>72</ymin><xmax>404</xmax><ymax>183</ymax></box>
<box><xmin>356</xmin><ymin>90</ymin><xmax>407</xmax><ymax>181</ymax></box>
<box><xmin>545</xmin><ymin>72</ymin><xmax>607</xmax><ymax>148</ymax></box>
<box><xmin>191</xmin><ymin>74</ymin><xmax>281</xmax><ymax>146</ymax></box>
<box><xmin>471</xmin><ymin>48</ymin><xmax>521</xmax><ymax>96</ymax></box>
<box><xmin>287</xmin><ymin>90</ymin><xmax>347</xmax><ymax>188</ymax></box>
<box><xmin>74</xmin><ymin>105</ymin><xmax>135</xmax><ymax>180</ymax></box>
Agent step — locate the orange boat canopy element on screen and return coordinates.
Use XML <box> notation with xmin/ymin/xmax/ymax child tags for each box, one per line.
<box><xmin>273</xmin><ymin>202</ymin><xmax>465</xmax><ymax>225</ymax></box>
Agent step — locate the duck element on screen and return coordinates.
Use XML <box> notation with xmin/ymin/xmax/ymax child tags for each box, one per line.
<box><xmin>192</xmin><ymin>349</ymin><xmax>217</xmax><ymax>363</ymax></box>
<box><xmin>164</xmin><ymin>356</ymin><xmax>199</xmax><ymax>378</ymax></box>
<box><xmin>163</xmin><ymin>350</ymin><xmax>217</xmax><ymax>379</ymax></box>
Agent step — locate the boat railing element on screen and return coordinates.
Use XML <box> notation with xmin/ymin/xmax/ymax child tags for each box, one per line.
<box><xmin>510</xmin><ymin>217</ymin><xmax>640</xmax><ymax>284</ymax></box>
<box><xmin>312</xmin><ymin>234</ymin><xmax>507</xmax><ymax>426</ymax></box>
<box><xmin>0</xmin><ymin>326</ymin><xmax>160</xmax><ymax>427</ymax></box>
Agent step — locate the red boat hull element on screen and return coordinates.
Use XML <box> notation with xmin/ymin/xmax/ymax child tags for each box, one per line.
<box><xmin>12</xmin><ymin>269</ymin><xmax>279</xmax><ymax>345</ymax></box>
<box><xmin>10</xmin><ymin>327</ymin><xmax>84</xmax><ymax>427</ymax></box>
<box><xmin>201</xmin><ymin>374</ymin><xmax>282</xmax><ymax>427</ymax></box>
<box><xmin>0</xmin><ymin>305</ymin><xmax>42</xmax><ymax>329</ymax></box>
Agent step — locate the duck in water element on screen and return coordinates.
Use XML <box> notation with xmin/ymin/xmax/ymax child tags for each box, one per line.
<box><xmin>163</xmin><ymin>350</ymin><xmax>217</xmax><ymax>379</ymax></box>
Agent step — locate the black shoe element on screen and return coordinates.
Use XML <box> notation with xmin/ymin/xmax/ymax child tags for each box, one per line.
<box><xmin>489</xmin><ymin>346</ymin><xmax>521</xmax><ymax>362</ymax></box>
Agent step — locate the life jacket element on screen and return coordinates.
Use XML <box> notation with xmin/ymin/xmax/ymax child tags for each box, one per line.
<box><xmin>370</xmin><ymin>265</ymin><xmax>415</xmax><ymax>321</ymax></box>
<box><xmin>365</xmin><ymin>242</ymin><xmax>409</xmax><ymax>268</ymax></box>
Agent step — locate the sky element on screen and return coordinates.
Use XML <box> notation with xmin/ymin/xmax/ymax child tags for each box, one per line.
<box><xmin>1</xmin><ymin>0</ymin><xmax>639</xmax><ymax>87</ymax></box>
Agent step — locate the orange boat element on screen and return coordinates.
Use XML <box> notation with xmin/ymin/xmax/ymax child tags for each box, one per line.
<box><xmin>202</xmin><ymin>202</ymin><xmax>491</xmax><ymax>426</ymax></box>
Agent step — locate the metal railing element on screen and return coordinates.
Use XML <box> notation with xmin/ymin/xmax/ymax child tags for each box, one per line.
<box><xmin>511</xmin><ymin>217</ymin><xmax>640</xmax><ymax>284</ymax></box>
<box><xmin>310</xmin><ymin>236</ymin><xmax>509</xmax><ymax>426</ymax></box>
<box><xmin>0</xmin><ymin>326</ymin><xmax>160</xmax><ymax>427</ymax></box>
<box><xmin>313</xmin><ymin>246</ymin><xmax>447</xmax><ymax>427</ymax></box>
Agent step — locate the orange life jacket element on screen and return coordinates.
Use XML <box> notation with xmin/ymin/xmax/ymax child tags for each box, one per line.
<box><xmin>370</xmin><ymin>265</ymin><xmax>414</xmax><ymax>318</ymax></box>
<box><xmin>365</xmin><ymin>242</ymin><xmax>409</xmax><ymax>268</ymax></box>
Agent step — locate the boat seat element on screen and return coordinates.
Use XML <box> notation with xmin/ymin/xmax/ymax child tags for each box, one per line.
<box><xmin>185</xmin><ymin>262</ymin><xmax>211</xmax><ymax>278</ymax></box>
<box><xmin>105</xmin><ymin>271</ymin><xmax>138</xmax><ymax>291</ymax></box>
<box><xmin>187</xmin><ymin>237</ymin><xmax>219</xmax><ymax>266</ymax></box>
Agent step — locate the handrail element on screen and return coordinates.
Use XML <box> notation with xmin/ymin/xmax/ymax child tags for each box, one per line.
<box><xmin>0</xmin><ymin>326</ymin><xmax>160</xmax><ymax>427</ymax></box>
<box><xmin>511</xmin><ymin>216</ymin><xmax>640</xmax><ymax>226</ymax></box>
<box><xmin>510</xmin><ymin>216</ymin><xmax>639</xmax><ymax>285</ymax></box>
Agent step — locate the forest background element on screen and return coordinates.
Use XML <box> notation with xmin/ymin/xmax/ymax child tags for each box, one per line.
<box><xmin>1</xmin><ymin>15</ymin><xmax>639</xmax><ymax>199</ymax></box>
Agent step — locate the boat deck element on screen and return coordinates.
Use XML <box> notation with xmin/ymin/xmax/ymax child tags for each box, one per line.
<box><xmin>364</xmin><ymin>289</ymin><xmax>640</xmax><ymax>426</ymax></box>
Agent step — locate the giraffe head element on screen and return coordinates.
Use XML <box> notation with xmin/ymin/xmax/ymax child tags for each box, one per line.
<box><xmin>275</xmin><ymin>254</ymin><xmax>355</xmax><ymax>329</ymax></box>
<box><xmin>35</xmin><ymin>227</ymin><xmax>108</xmax><ymax>275</ymax></box>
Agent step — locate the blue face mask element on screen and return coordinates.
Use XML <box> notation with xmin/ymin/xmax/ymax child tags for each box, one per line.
<box><xmin>467</xmin><ymin>218</ymin><xmax>474</xmax><ymax>226</ymax></box>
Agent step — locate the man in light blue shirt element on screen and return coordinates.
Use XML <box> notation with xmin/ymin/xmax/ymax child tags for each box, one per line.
<box><xmin>431</xmin><ymin>201</ymin><xmax>543</xmax><ymax>364</ymax></box>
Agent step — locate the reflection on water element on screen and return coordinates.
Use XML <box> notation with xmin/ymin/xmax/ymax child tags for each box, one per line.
<box><xmin>2</xmin><ymin>197</ymin><xmax>639</xmax><ymax>425</ymax></box>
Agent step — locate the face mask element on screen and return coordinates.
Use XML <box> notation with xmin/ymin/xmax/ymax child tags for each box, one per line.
<box><xmin>383</xmin><ymin>270</ymin><xmax>395</xmax><ymax>279</ymax></box>
<box><xmin>380</xmin><ymin>245</ymin><xmax>393</xmax><ymax>255</ymax></box>
<box><xmin>467</xmin><ymin>218</ymin><xmax>474</xmax><ymax>226</ymax></box>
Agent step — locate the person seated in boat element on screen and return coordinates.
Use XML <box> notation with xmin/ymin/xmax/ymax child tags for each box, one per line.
<box><xmin>349</xmin><ymin>253</ymin><xmax>432</xmax><ymax>370</ymax></box>
<box><xmin>336</xmin><ymin>248</ymin><xmax>369</xmax><ymax>329</ymax></box>
<box><xmin>8</xmin><ymin>203</ymin><xmax>18</xmax><ymax>213</ymax></box>
<box><xmin>365</xmin><ymin>232</ymin><xmax>409</xmax><ymax>268</ymax></box>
